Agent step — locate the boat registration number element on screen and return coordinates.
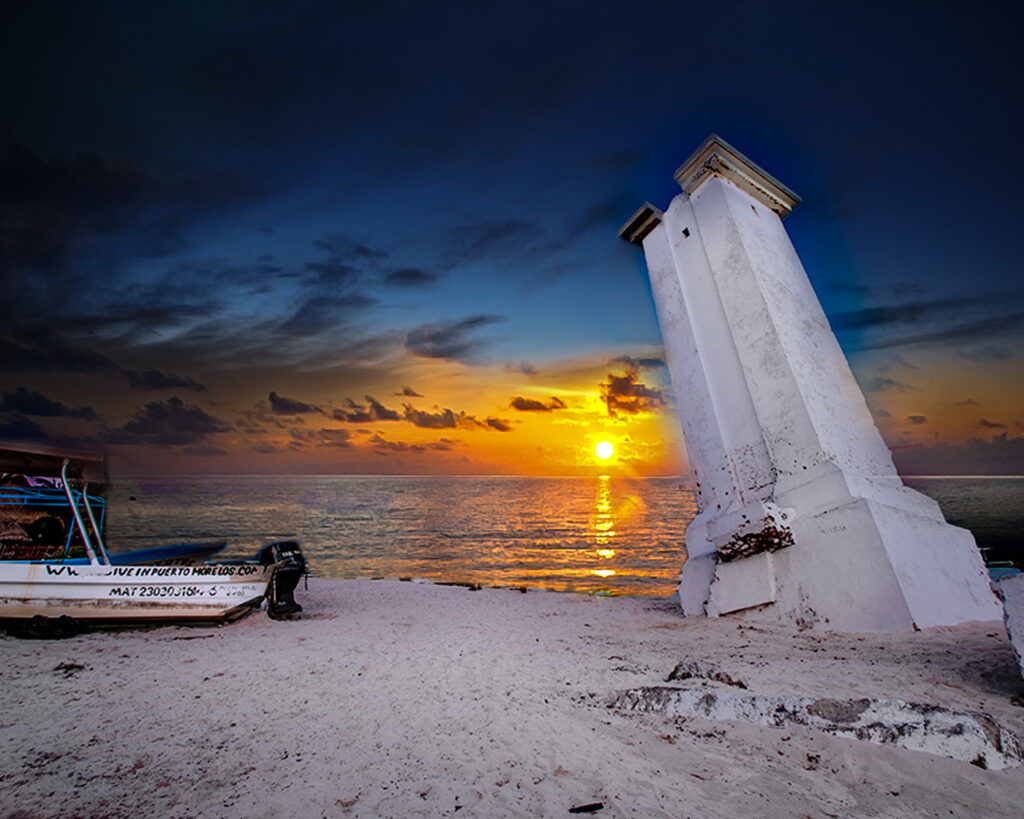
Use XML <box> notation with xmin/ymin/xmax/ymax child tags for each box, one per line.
<box><xmin>108</xmin><ymin>585</ymin><xmax>255</xmax><ymax>599</ymax></box>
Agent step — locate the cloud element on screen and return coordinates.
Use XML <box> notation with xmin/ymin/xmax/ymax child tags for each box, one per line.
<box><xmin>956</xmin><ymin>344</ymin><xmax>1014</xmax><ymax>362</ymax></box>
<box><xmin>402</xmin><ymin>405</ymin><xmax>458</xmax><ymax>429</ymax></box>
<box><xmin>102</xmin><ymin>397</ymin><xmax>231</xmax><ymax>446</ymax></box>
<box><xmin>907</xmin><ymin>415</ymin><xmax>927</xmax><ymax>425</ymax></box>
<box><xmin>830</xmin><ymin>297</ymin><xmax>975</xmax><ymax>332</ymax></box>
<box><xmin>304</xmin><ymin>258</ymin><xmax>360</xmax><ymax>286</ymax></box>
<box><xmin>824</xmin><ymin>282</ymin><xmax>874</xmax><ymax>298</ymax></box>
<box><xmin>369</xmin><ymin>433</ymin><xmax>456</xmax><ymax>453</ymax></box>
<box><xmin>289</xmin><ymin>427</ymin><xmax>354</xmax><ymax>448</ymax></box>
<box><xmin>126</xmin><ymin>368</ymin><xmax>205</xmax><ymax>392</ymax></box>
<box><xmin>394</xmin><ymin>386</ymin><xmax>423</xmax><ymax>397</ymax></box>
<box><xmin>252</xmin><ymin>442</ymin><xmax>289</xmax><ymax>455</ymax></box>
<box><xmin>332</xmin><ymin>405</ymin><xmax>372</xmax><ymax>423</ymax></box>
<box><xmin>312</xmin><ymin>235</ymin><xmax>388</xmax><ymax>263</ymax></box>
<box><xmin>366</xmin><ymin>395</ymin><xmax>400</xmax><ymax>421</ymax></box>
<box><xmin>601</xmin><ymin>369</ymin><xmax>664</xmax><ymax>417</ymax></box>
<box><xmin>251</xmin><ymin>234</ymin><xmax>388</xmax><ymax>340</ymax></box>
<box><xmin>978</xmin><ymin>418</ymin><xmax>1008</xmax><ymax>429</ymax></box>
<box><xmin>401</xmin><ymin>403</ymin><xmax>508</xmax><ymax>431</ymax></box>
<box><xmin>333</xmin><ymin>395</ymin><xmax>400</xmax><ymax>423</ymax></box>
<box><xmin>0</xmin><ymin>135</ymin><xmax>257</xmax><ymax>313</ymax></box>
<box><xmin>305</xmin><ymin>235</ymin><xmax>389</xmax><ymax>286</ymax></box>
<box><xmin>405</xmin><ymin>315</ymin><xmax>503</xmax><ymax>362</ymax></box>
<box><xmin>441</xmin><ymin>201</ymin><xmax>633</xmax><ymax>282</ymax></box>
<box><xmin>441</xmin><ymin>220</ymin><xmax>546</xmax><ymax>270</ymax></box>
<box><xmin>0</xmin><ymin>328</ymin><xmax>205</xmax><ymax>392</ymax></box>
<box><xmin>561</xmin><ymin>195</ymin><xmax>638</xmax><ymax>244</ymax></box>
<box><xmin>826</xmin><ymin>291</ymin><xmax>1024</xmax><ymax>353</ymax></box>
<box><xmin>316</xmin><ymin>428</ymin><xmax>354</xmax><ymax>448</ymax></box>
<box><xmin>384</xmin><ymin>267</ymin><xmax>439</xmax><ymax>287</ymax></box>
<box><xmin>860</xmin><ymin>376</ymin><xmax>912</xmax><ymax>393</ymax></box>
<box><xmin>853</xmin><ymin>310</ymin><xmax>1024</xmax><ymax>352</ymax></box>
<box><xmin>268</xmin><ymin>391</ymin><xmax>322</xmax><ymax>416</ymax></box>
<box><xmin>610</xmin><ymin>355</ymin><xmax>666</xmax><ymax>371</ymax></box>
<box><xmin>277</xmin><ymin>293</ymin><xmax>378</xmax><ymax>336</ymax></box>
<box><xmin>0</xmin><ymin>138</ymin><xmax>161</xmax><ymax>277</ymax></box>
<box><xmin>505</xmin><ymin>361</ymin><xmax>538</xmax><ymax>376</ymax></box>
<box><xmin>886</xmin><ymin>353</ymin><xmax>918</xmax><ymax>371</ymax></box>
<box><xmin>0</xmin><ymin>387</ymin><xmax>98</xmax><ymax>420</ymax></box>
<box><xmin>954</xmin><ymin>398</ymin><xmax>981</xmax><ymax>406</ymax></box>
<box><xmin>509</xmin><ymin>396</ymin><xmax>566</xmax><ymax>412</ymax></box>
<box><xmin>0</xmin><ymin>412</ymin><xmax>45</xmax><ymax>441</ymax></box>
<box><xmin>0</xmin><ymin>327</ymin><xmax>122</xmax><ymax>377</ymax></box>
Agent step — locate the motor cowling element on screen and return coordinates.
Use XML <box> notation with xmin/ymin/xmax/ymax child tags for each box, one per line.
<box><xmin>257</xmin><ymin>540</ymin><xmax>307</xmax><ymax>619</ymax></box>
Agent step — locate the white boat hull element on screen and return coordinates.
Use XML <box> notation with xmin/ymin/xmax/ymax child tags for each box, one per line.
<box><xmin>0</xmin><ymin>562</ymin><xmax>273</xmax><ymax>623</ymax></box>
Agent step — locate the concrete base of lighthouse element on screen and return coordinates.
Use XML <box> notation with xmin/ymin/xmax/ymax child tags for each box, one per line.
<box><xmin>682</xmin><ymin>474</ymin><xmax>1000</xmax><ymax>632</ymax></box>
<box><xmin>621</xmin><ymin>135</ymin><xmax>1002</xmax><ymax>632</ymax></box>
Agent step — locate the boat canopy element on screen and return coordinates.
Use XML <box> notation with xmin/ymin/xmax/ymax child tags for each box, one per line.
<box><xmin>0</xmin><ymin>443</ymin><xmax>107</xmax><ymax>483</ymax></box>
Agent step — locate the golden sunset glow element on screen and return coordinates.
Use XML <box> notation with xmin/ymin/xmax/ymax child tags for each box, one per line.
<box><xmin>86</xmin><ymin>348</ymin><xmax>687</xmax><ymax>477</ymax></box>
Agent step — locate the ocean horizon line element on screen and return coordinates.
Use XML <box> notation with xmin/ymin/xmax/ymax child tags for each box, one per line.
<box><xmin>116</xmin><ymin>472</ymin><xmax>696</xmax><ymax>481</ymax></box>
<box><xmin>114</xmin><ymin>472</ymin><xmax>1023</xmax><ymax>481</ymax></box>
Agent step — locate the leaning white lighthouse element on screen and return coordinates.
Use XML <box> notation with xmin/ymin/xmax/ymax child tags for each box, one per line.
<box><xmin>620</xmin><ymin>135</ymin><xmax>1000</xmax><ymax>632</ymax></box>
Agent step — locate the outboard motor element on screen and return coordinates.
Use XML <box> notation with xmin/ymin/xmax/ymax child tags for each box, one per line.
<box><xmin>257</xmin><ymin>540</ymin><xmax>307</xmax><ymax>619</ymax></box>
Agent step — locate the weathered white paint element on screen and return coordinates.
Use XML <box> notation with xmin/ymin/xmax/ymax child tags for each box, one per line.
<box><xmin>0</xmin><ymin>561</ymin><xmax>272</xmax><ymax>622</ymax></box>
<box><xmin>620</xmin><ymin>135</ymin><xmax>1002</xmax><ymax>632</ymax></box>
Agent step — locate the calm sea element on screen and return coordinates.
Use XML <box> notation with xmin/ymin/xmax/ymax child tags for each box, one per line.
<box><xmin>102</xmin><ymin>475</ymin><xmax>1022</xmax><ymax>597</ymax></box>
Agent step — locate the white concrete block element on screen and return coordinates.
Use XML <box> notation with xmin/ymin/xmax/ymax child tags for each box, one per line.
<box><xmin>706</xmin><ymin>550</ymin><xmax>776</xmax><ymax>616</ymax></box>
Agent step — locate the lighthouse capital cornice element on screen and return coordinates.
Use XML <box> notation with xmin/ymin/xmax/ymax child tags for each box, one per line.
<box><xmin>674</xmin><ymin>134</ymin><xmax>802</xmax><ymax>218</ymax></box>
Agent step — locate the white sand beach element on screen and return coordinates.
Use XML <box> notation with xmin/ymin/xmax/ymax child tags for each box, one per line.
<box><xmin>2</xmin><ymin>579</ymin><xmax>1023</xmax><ymax>818</ymax></box>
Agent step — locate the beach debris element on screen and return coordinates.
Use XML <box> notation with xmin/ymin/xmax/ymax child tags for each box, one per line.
<box><xmin>24</xmin><ymin>751</ymin><xmax>62</xmax><ymax>769</ymax></box>
<box><xmin>568</xmin><ymin>802</ymin><xmax>604</xmax><ymax>814</ymax></box>
<box><xmin>436</xmin><ymin>581</ymin><xmax>482</xmax><ymax>591</ymax></box>
<box><xmin>609</xmin><ymin>687</ymin><xmax>1023</xmax><ymax>770</ymax></box>
<box><xmin>53</xmin><ymin>661</ymin><xmax>88</xmax><ymax>678</ymax></box>
<box><xmin>666</xmin><ymin>660</ymin><xmax>746</xmax><ymax>688</ymax></box>
<box><xmin>993</xmin><ymin>574</ymin><xmax>1024</xmax><ymax>680</ymax></box>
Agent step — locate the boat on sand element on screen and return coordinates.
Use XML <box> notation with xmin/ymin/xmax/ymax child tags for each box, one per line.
<box><xmin>0</xmin><ymin>443</ymin><xmax>306</xmax><ymax>630</ymax></box>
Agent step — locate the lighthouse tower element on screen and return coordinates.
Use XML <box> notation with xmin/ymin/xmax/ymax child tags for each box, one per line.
<box><xmin>619</xmin><ymin>135</ymin><xmax>1000</xmax><ymax>632</ymax></box>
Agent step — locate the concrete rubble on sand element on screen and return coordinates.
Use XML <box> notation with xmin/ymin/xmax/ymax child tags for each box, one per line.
<box><xmin>611</xmin><ymin>686</ymin><xmax>1023</xmax><ymax>770</ymax></box>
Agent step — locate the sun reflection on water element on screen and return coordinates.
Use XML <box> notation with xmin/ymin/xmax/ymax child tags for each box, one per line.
<box><xmin>587</xmin><ymin>475</ymin><xmax>640</xmax><ymax>585</ymax></box>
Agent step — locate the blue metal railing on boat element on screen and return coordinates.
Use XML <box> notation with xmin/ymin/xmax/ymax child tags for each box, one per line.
<box><xmin>0</xmin><ymin>483</ymin><xmax>106</xmax><ymax>561</ymax></box>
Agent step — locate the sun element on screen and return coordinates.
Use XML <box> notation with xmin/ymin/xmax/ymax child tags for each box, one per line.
<box><xmin>595</xmin><ymin>440</ymin><xmax>614</xmax><ymax>461</ymax></box>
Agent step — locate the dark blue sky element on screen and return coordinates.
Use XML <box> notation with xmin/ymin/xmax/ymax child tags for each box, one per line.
<box><xmin>2</xmin><ymin>1</ymin><xmax>1022</xmax><ymax>474</ymax></box>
